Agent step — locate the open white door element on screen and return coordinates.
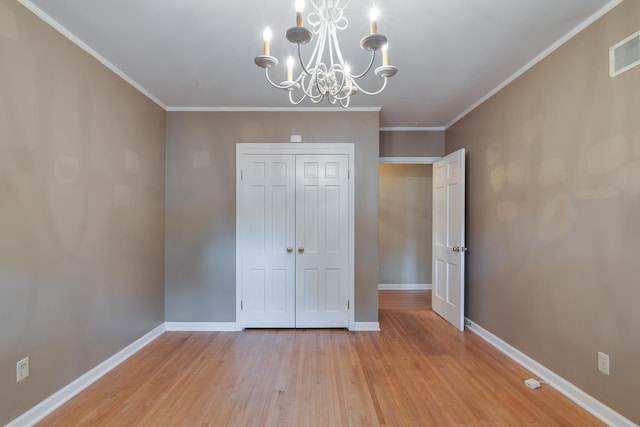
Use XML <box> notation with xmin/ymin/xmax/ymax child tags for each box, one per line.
<box><xmin>432</xmin><ymin>149</ymin><xmax>466</xmax><ymax>331</ymax></box>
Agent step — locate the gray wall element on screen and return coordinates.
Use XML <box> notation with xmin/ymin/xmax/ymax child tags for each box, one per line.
<box><xmin>446</xmin><ymin>1</ymin><xmax>640</xmax><ymax>423</ymax></box>
<box><xmin>380</xmin><ymin>130</ymin><xmax>445</xmax><ymax>157</ymax></box>
<box><xmin>379</xmin><ymin>165</ymin><xmax>433</xmax><ymax>285</ymax></box>
<box><xmin>165</xmin><ymin>111</ymin><xmax>380</xmax><ymax>323</ymax></box>
<box><xmin>0</xmin><ymin>0</ymin><xmax>166</xmax><ymax>424</ymax></box>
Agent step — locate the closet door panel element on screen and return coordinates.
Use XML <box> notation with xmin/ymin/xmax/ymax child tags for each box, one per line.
<box><xmin>240</xmin><ymin>155</ymin><xmax>296</xmax><ymax>328</ymax></box>
<box><xmin>295</xmin><ymin>155</ymin><xmax>349</xmax><ymax>328</ymax></box>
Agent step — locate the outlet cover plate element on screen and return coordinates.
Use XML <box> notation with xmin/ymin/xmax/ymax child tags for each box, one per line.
<box><xmin>17</xmin><ymin>357</ymin><xmax>29</xmax><ymax>382</ymax></box>
<box><xmin>597</xmin><ymin>352</ymin><xmax>610</xmax><ymax>375</ymax></box>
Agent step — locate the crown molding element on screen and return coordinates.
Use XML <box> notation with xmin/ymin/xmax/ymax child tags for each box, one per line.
<box><xmin>166</xmin><ymin>106</ymin><xmax>381</xmax><ymax>112</ymax></box>
<box><xmin>379</xmin><ymin>127</ymin><xmax>446</xmax><ymax>132</ymax></box>
<box><xmin>446</xmin><ymin>0</ymin><xmax>624</xmax><ymax>129</ymax></box>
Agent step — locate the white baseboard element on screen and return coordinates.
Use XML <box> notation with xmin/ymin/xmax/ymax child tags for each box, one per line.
<box><xmin>6</xmin><ymin>324</ymin><xmax>166</xmax><ymax>427</ymax></box>
<box><xmin>166</xmin><ymin>321</ymin><xmax>378</xmax><ymax>332</ymax></box>
<box><xmin>349</xmin><ymin>322</ymin><xmax>381</xmax><ymax>331</ymax></box>
<box><xmin>465</xmin><ymin>318</ymin><xmax>637</xmax><ymax>427</ymax></box>
<box><xmin>379</xmin><ymin>284</ymin><xmax>432</xmax><ymax>290</ymax></box>
<box><xmin>164</xmin><ymin>322</ymin><xmax>240</xmax><ymax>332</ymax></box>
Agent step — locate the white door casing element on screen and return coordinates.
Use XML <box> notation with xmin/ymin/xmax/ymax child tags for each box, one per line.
<box><xmin>236</xmin><ymin>144</ymin><xmax>355</xmax><ymax>329</ymax></box>
<box><xmin>432</xmin><ymin>149</ymin><xmax>466</xmax><ymax>331</ymax></box>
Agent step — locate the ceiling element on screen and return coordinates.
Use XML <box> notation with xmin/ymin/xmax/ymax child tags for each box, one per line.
<box><xmin>25</xmin><ymin>0</ymin><xmax>617</xmax><ymax>128</ymax></box>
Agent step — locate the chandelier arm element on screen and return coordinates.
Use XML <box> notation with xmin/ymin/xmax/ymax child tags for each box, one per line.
<box><xmin>335</xmin><ymin>76</ymin><xmax>346</xmax><ymax>97</ymax></box>
<box><xmin>264</xmin><ymin>68</ymin><xmax>303</xmax><ymax>91</ymax></box>
<box><xmin>324</xmin><ymin>32</ymin><xmax>349</xmax><ymax>98</ymax></box>
<box><xmin>311</xmin><ymin>24</ymin><xmax>330</xmax><ymax>98</ymax></box>
<box><xmin>327</xmin><ymin>38</ymin><xmax>346</xmax><ymax>98</ymax></box>
<box><xmin>300</xmin><ymin>72</ymin><xmax>325</xmax><ymax>101</ymax></box>
<box><xmin>293</xmin><ymin>18</ymin><xmax>322</xmax><ymax>76</ymax></box>
<box><xmin>264</xmin><ymin>67</ymin><xmax>288</xmax><ymax>89</ymax></box>
<box><xmin>309</xmin><ymin>93</ymin><xmax>326</xmax><ymax>104</ymax></box>
<box><xmin>309</xmin><ymin>0</ymin><xmax>322</xmax><ymax>16</ymax></box>
<box><xmin>351</xmin><ymin>51</ymin><xmax>376</xmax><ymax>80</ymax></box>
<box><xmin>329</xmin><ymin>28</ymin><xmax>374</xmax><ymax>80</ymax></box>
<box><xmin>328</xmin><ymin>23</ymin><xmax>337</xmax><ymax>69</ymax></box>
<box><xmin>353</xmin><ymin>76</ymin><xmax>389</xmax><ymax>96</ymax></box>
<box><xmin>330</xmin><ymin>0</ymin><xmax>348</xmax><ymax>18</ymax></box>
<box><xmin>329</xmin><ymin>21</ymin><xmax>346</xmax><ymax>74</ymax></box>
<box><xmin>300</xmin><ymin>73</ymin><xmax>315</xmax><ymax>97</ymax></box>
<box><xmin>307</xmin><ymin>67</ymin><xmax>323</xmax><ymax>99</ymax></box>
<box><xmin>297</xmin><ymin>43</ymin><xmax>313</xmax><ymax>76</ymax></box>
<box><xmin>288</xmin><ymin>89</ymin><xmax>307</xmax><ymax>105</ymax></box>
<box><xmin>326</xmin><ymin>22</ymin><xmax>348</xmax><ymax>101</ymax></box>
<box><xmin>300</xmin><ymin>30</ymin><xmax>323</xmax><ymax>95</ymax></box>
<box><xmin>293</xmin><ymin>73</ymin><xmax>307</xmax><ymax>86</ymax></box>
<box><xmin>297</xmin><ymin>75</ymin><xmax>326</xmax><ymax>103</ymax></box>
<box><xmin>296</xmin><ymin>20</ymin><xmax>323</xmax><ymax>76</ymax></box>
<box><xmin>334</xmin><ymin>92</ymin><xmax>349</xmax><ymax>101</ymax></box>
<box><xmin>301</xmin><ymin>82</ymin><xmax>322</xmax><ymax>100</ymax></box>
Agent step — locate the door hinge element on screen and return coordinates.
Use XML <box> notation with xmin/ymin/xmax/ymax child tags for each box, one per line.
<box><xmin>240</xmin><ymin>170</ymin><xmax>243</xmax><ymax>180</ymax></box>
<box><xmin>240</xmin><ymin>300</ymin><xmax>243</xmax><ymax>310</ymax></box>
<box><xmin>347</xmin><ymin>170</ymin><xmax>350</xmax><ymax>179</ymax></box>
<box><xmin>347</xmin><ymin>300</ymin><xmax>350</xmax><ymax>310</ymax></box>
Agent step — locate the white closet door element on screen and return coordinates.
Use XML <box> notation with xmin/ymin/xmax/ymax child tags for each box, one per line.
<box><xmin>240</xmin><ymin>155</ymin><xmax>296</xmax><ymax>328</ymax></box>
<box><xmin>295</xmin><ymin>155</ymin><xmax>349</xmax><ymax>328</ymax></box>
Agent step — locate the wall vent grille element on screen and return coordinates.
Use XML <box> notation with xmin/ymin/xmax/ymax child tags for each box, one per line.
<box><xmin>610</xmin><ymin>30</ymin><xmax>640</xmax><ymax>77</ymax></box>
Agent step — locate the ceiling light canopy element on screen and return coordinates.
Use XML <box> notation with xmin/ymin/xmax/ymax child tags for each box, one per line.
<box><xmin>254</xmin><ymin>0</ymin><xmax>398</xmax><ymax>107</ymax></box>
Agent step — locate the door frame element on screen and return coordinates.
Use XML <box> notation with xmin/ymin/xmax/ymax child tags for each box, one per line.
<box><xmin>377</xmin><ymin>157</ymin><xmax>441</xmax><ymax>291</ymax></box>
<box><xmin>236</xmin><ymin>143</ymin><xmax>355</xmax><ymax>330</ymax></box>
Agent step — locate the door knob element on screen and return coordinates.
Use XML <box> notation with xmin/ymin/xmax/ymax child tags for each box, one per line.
<box><xmin>287</xmin><ymin>247</ymin><xmax>293</xmax><ymax>253</ymax></box>
<box><xmin>452</xmin><ymin>246</ymin><xmax>460</xmax><ymax>253</ymax></box>
<box><xmin>298</xmin><ymin>247</ymin><xmax>305</xmax><ymax>254</ymax></box>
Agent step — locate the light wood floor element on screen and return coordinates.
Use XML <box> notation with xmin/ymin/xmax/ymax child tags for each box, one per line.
<box><xmin>38</xmin><ymin>291</ymin><xmax>603</xmax><ymax>426</ymax></box>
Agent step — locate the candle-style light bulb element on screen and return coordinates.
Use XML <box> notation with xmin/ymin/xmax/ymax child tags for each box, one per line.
<box><xmin>382</xmin><ymin>43</ymin><xmax>389</xmax><ymax>66</ymax></box>
<box><xmin>295</xmin><ymin>0</ymin><xmax>305</xmax><ymax>27</ymax></box>
<box><xmin>369</xmin><ymin>7</ymin><xmax>379</xmax><ymax>34</ymax></box>
<box><xmin>263</xmin><ymin>26</ymin><xmax>272</xmax><ymax>56</ymax></box>
<box><xmin>287</xmin><ymin>56</ymin><xmax>294</xmax><ymax>81</ymax></box>
<box><xmin>344</xmin><ymin>65</ymin><xmax>352</xmax><ymax>86</ymax></box>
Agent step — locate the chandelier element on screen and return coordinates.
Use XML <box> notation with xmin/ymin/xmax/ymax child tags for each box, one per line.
<box><xmin>254</xmin><ymin>0</ymin><xmax>398</xmax><ymax>107</ymax></box>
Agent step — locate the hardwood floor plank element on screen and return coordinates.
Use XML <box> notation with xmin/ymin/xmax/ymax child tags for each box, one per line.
<box><xmin>37</xmin><ymin>291</ymin><xmax>604</xmax><ymax>426</ymax></box>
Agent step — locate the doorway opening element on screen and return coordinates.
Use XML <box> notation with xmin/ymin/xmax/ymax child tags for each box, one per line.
<box><xmin>377</xmin><ymin>151</ymin><xmax>467</xmax><ymax>331</ymax></box>
<box><xmin>378</xmin><ymin>162</ymin><xmax>434</xmax><ymax>291</ymax></box>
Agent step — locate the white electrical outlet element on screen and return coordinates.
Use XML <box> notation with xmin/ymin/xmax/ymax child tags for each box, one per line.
<box><xmin>598</xmin><ymin>352</ymin><xmax>610</xmax><ymax>375</ymax></box>
<box><xmin>16</xmin><ymin>357</ymin><xmax>29</xmax><ymax>382</ymax></box>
